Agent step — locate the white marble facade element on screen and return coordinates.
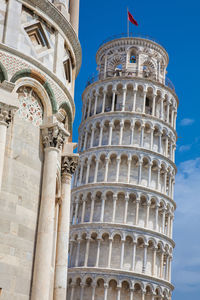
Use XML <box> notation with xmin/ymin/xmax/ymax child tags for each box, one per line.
<box><xmin>68</xmin><ymin>36</ymin><xmax>178</xmax><ymax>300</ymax></box>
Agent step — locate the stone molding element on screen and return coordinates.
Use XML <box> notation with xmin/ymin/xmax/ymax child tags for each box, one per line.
<box><xmin>20</xmin><ymin>0</ymin><xmax>82</xmax><ymax>77</ymax></box>
<box><xmin>70</xmin><ymin>223</ymin><xmax>175</xmax><ymax>247</ymax></box>
<box><xmin>79</xmin><ymin>111</ymin><xmax>177</xmax><ymax>137</ymax></box>
<box><xmin>72</xmin><ymin>183</ymin><xmax>176</xmax><ymax>207</ymax></box>
<box><xmin>68</xmin><ymin>268</ymin><xmax>174</xmax><ymax>290</ymax></box>
<box><xmin>83</xmin><ymin>76</ymin><xmax>178</xmax><ymax>105</ymax></box>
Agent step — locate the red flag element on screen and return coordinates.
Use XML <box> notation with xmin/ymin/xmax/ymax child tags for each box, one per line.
<box><xmin>128</xmin><ymin>11</ymin><xmax>138</xmax><ymax>26</ymax></box>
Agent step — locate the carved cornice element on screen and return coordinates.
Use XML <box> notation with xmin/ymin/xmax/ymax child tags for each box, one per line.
<box><xmin>41</xmin><ymin>123</ymin><xmax>68</xmax><ymax>149</ymax></box>
<box><xmin>21</xmin><ymin>0</ymin><xmax>82</xmax><ymax>77</ymax></box>
<box><xmin>61</xmin><ymin>155</ymin><xmax>79</xmax><ymax>177</ymax></box>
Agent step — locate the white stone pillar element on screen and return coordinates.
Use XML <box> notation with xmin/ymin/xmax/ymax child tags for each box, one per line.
<box><xmin>69</xmin><ymin>0</ymin><xmax>80</xmax><ymax>35</ymax></box>
<box><xmin>100</xmin><ymin>195</ymin><xmax>105</xmax><ymax>222</ymax></box>
<box><xmin>167</xmin><ymin>214</ymin><xmax>171</xmax><ymax>237</ymax></box>
<box><xmin>160</xmin><ymin>98</ymin><xmax>164</xmax><ymax>119</ymax></box>
<box><xmin>142</xmin><ymin>244</ymin><xmax>148</xmax><ymax>273</ymax></box>
<box><xmin>84</xmin><ymin>237</ymin><xmax>90</xmax><ymax>267</ymax></box>
<box><xmin>152</xmin><ymin>93</ymin><xmax>156</xmax><ymax>116</ymax></box>
<box><xmin>130</xmin><ymin>289</ymin><xmax>134</xmax><ymax>300</ymax></box>
<box><xmin>117</xmin><ymin>287</ymin><xmax>121</xmax><ymax>300</ymax></box>
<box><xmin>91</xmin><ymin>283</ymin><xmax>96</xmax><ymax>300</ymax></box>
<box><xmin>85</xmin><ymin>159</ymin><xmax>91</xmax><ymax>184</ymax></box>
<box><xmin>94</xmin><ymin>93</ymin><xmax>99</xmax><ymax>115</ymax></box>
<box><xmin>158</xmin><ymin>131</ymin><xmax>162</xmax><ymax>153</ymax></box>
<box><xmin>120</xmin><ymin>240</ymin><xmax>125</xmax><ymax>269</ymax></box>
<box><xmin>152</xmin><ymin>247</ymin><xmax>157</xmax><ymax>276</ymax></box>
<box><xmin>75</xmin><ymin>239</ymin><xmax>81</xmax><ymax>267</ymax></box>
<box><xmin>145</xmin><ymin>203</ymin><xmax>150</xmax><ymax>228</ymax></box>
<box><xmin>54</xmin><ymin>155</ymin><xmax>79</xmax><ymax>300</ymax></box>
<box><xmin>127</xmin><ymin>157</ymin><xmax>132</xmax><ymax>183</ymax></box>
<box><xmin>167</xmin><ymin>101</ymin><xmax>170</xmax><ymax>123</ymax></box>
<box><xmin>132</xmin><ymin>89</ymin><xmax>137</xmax><ymax>112</ymax></box>
<box><xmin>74</xmin><ymin>201</ymin><xmax>79</xmax><ymax>225</ymax></box>
<box><xmin>140</xmin><ymin>125</ymin><xmax>145</xmax><ymax>147</ymax></box>
<box><xmin>99</xmin><ymin>124</ymin><xmax>104</xmax><ymax>146</ymax></box>
<box><xmin>155</xmin><ymin>204</ymin><xmax>159</xmax><ymax>231</ymax></box>
<box><xmin>80</xmin><ymin>284</ymin><xmax>85</xmax><ymax>300</ymax></box>
<box><xmin>108</xmin><ymin>122</ymin><xmax>113</xmax><ymax>145</ymax></box>
<box><xmin>89</xmin><ymin>196</ymin><xmax>95</xmax><ymax>222</ymax></box>
<box><xmin>138</xmin><ymin>159</ymin><xmax>143</xmax><ymax>185</ymax></box>
<box><xmin>78</xmin><ymin>161</ymin><xmax>84</xmax><ymax>185</ymax></box>
<box><xmin>132</xmin><ymin>242</ymin><xmax>136</xmax><ymax>271</ymax></box>
<box><xmin>31</xmin><ymin>124</ymin><xmax>67</xmax><ymax>300</ymax></box>
<box><xmin>116</xmin><ymin>156</ymin><xmax>121</xmax><ymax>182</ymax></box>
<box><xmin>135</xmin><ymin>198</ymin><xmax>140</xmax><ymax>225</ymax></box>
<box><xmin>83</xmin><ymin>130</ymin><xmax>88</xmax><ymax>150</ymax></box>
<box><xmin>81</xmin><ymin>199</ymin><xmax>86</xmax><ymax>223</ymax></box>
<box><xmin>112</xmin><ymin>195</ymin><xmax>117</xmax><ymax>223</ymax></box>
<box><xmin>148</xmin><ymin>162</ymin><xmax>152</xmax><ymax>187</ymax></box>
<box><xmin>122</xmin><ymin>87</ymin><xmax>127</xmax><ymax>111</ymax></box>
<box><xmin>130</xmin><ymin>121</ymin><xmax>135</xmax><ymax>145</ymax></box>
<box><xmin>90</xmin><ymin>126</ymin><xmax>95</xmax><ymax>148</ymax></box>
<box><xmin>150</xmin><ymin>127</ymin><xmax>154</xmax><ymax>150</ymax></box>
<box><xmin>174</xmin><ymin>112</ymin><xmax>177</xmax><ymax>130</ymax></box>
<box><xmin>160</xmin><ymin>252</ymin><xmax>164</xmax><ymax>278</ymax></box>
<box><xmin>164</xmin><ymin>171</ymin><xmax>167</xmax><ymax>194</ymax></box>
<box><xmin>87</xmin><ymin>98</ymin><xmax>92</xmax><ymax>118</ymax></box>
<box><xmin>111</xmin><ymin>89</ymin><xmax>117</xmax><ymax>111</ymax></box>
<box><xmin>95</xmin><ymin>239</ymin><xmax>101</xmax><ymax>267</ymax></box>
<box><xmin>143</xmin><ymin>90</ymin><xmax>147</xmax><ymax>113</ymax></box>
<box><xmin>0</xmin><ymin>106</ymin><xmax>13</xmax><ymax>191</ymax></box>
<box><xmin>124</xmin><ymin>195</ymin><xmax>129</xmax><ymax>223</ymax></box>
<box><xmin>170</xmin><ymin>216</ymin><xmax>174</xmax><ymax>239</ymax></box>
<box><xmin>104</xmin><ymin>284</ymin><xmax>109</xmax><ymax>300</ymax></box>
<box><xmin>102</xmin><ymin>91</ymin><xmax>107</xmax><ymax>113</ymax></box>
<box><xmin>165</xmin><ymin>136</ymin><xmax>169</xmax><ymax>157</ymax></box>
<box><xmin>168</xmin><ymin>256</ymin><xmax>172</xmax><ymax>282</ymax></box>
<box><xmin>108</xmin><ymin>238</ymin><xmax>113</xmax><ymax>268</ymax></box>
<box><xmin>157</xmin><ymin>166</ymin><xmax>161</xmax><ymax>191</ymax></box>
<box><xmin>94</xmin><ymin>158</ymin><xmax>99</xmax><ymax>183</ymax></box>
<box><xmin>104</xmin><ymin>157</ymin><xmax>109</xmax><ymax>182</ymax></box>
<box><xmin>162</xmin><ymin>209</ymin><xmax>166</xmax><ymax>234</ymax></box>
<box><xmin>70</xmin><ymin>284</ymin><xmax>75</xmax><ymax>300</ymax></box>
<box><xmin>119</xmin><ymin>121</ymin><xmax>124</xmax><ymax>145</ymax></box>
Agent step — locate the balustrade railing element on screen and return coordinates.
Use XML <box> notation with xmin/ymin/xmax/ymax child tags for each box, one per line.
<box><xmin>86</xmin><ymin>70</ymin><xmax>175</xmax><ymax>91</ymax></box>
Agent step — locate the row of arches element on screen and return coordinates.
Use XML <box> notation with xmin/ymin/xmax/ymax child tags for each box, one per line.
<box><xmin>69</xmin><ymin>230</ymin><xmax>172</xmax><ymax>282</ymax></box>
<box><xmin>82</xmin><ymin>83</ymin><xmax>177</xmax><ymax>130</ymax></box>
<box><xmin>78</xmin><ymin>118</ymin><xmax>176</xmax><ymax>161</ymax></box>
<box><xmin>71</xmin><ymin>191</ymin><xmax>174</xmax><ymax>238</ymax></box>
<box><xmin>74</xmin><ymin>153</ymin><xmax>176</xmax><ymax>199</ymax></box>
<box><xmin>67</xmin><ymin>275</ymin><xmax>171</xmax><ymax>300</ymax></box>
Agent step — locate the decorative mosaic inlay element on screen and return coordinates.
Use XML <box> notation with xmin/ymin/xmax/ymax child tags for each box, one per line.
<box><xmin>17</xmin><ymin>86</ymin><xmax>43</xmax><ymax>126</ymax></box>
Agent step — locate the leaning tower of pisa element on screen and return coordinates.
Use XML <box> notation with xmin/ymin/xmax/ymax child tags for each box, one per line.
<box><xmin>68</xmin><ymin>34</ymin><xmax>178</xmax><ymax>300</ymax></box>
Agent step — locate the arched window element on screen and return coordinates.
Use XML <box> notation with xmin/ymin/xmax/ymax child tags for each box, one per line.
<box><xmin>17</xmin><ymin>86</ymin><xmax>43</xmax><ymax>126</ymax></box>
<box><xmin>129</xmin><ymin>49</ymin><xmax>137</xmax><ymax>63</ymax></box>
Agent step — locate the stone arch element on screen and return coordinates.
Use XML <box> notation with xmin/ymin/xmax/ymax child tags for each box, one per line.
<box><xmin>10</xmin><ymin>69</ymin><xmax>57</xmax><ymax>113</ymax></box>
<box><xmin>0</xmin><ymin>62</ymin><xmax>8</xmax><ymax>82</ymax></box>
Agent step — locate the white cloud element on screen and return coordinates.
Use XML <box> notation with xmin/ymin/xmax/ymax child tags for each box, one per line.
<box><xmin>180</xmin><ymin>118</ymin><xmax>195</xmax><ymax>126</ymax></box>
<box><xmin>173</xmin><ymin>157</ymin><xmax>200</xmax><ymax>292</ymax></box>
<box><xmin>179</xmin><ymin>144</ymin><xmax>192</xmax><ymax>152</ymax></box>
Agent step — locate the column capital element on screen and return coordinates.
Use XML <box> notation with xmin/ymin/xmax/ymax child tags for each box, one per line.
<box><xmin>41</xmin><ymin>122</ymin><xmax>69</xmax><ymax>150</ymax></box>
<box><xmin>61</xmin><ymin>155</ymin><xmax>79</xmax><ymax>180</ymax></box>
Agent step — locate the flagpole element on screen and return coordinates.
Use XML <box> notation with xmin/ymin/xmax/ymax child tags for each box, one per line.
<box><xmin>127</xmin><ymin>7</ymin><xmax>129</xmax><ymax>37</ymax></box>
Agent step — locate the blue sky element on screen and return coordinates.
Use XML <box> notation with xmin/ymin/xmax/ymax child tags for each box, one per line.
<box><xmin>73</xmin><ymin>1</ymin><xmax>200</xmax><ymax>299</ymax></box>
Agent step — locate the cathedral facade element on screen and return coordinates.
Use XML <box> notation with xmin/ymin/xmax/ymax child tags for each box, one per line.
<box><xmin>0</xmin><ymin>0</ymin><xmax>81</xmax><ymax>299</ymax></box>
<box><xmin>68</xmin><ymin>35</ymin><xmax>178</xmax><ymax>300</ymax></box>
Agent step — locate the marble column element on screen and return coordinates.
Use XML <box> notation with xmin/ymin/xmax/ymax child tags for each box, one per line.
<box><xmin>132</xmin><ymin>89</ymin><xmax>137</xmax><ymax>112</ymax></box>
<box><xmin>69</xmin><ymin>0</ymin><xmax>80</xmax><ymax>35</ymax></box>
<box><xmin>99</xmin><ymin>124</ymin><xmax>104</xmax><ymax>146</ymax></box>
<box><xmin>31</xmin><ymin>123</ymin><xmax>67</xmax><ymax>300</ymax></box>
<box><xmin>122</xmin><ymin>87</ymin><xmax>127</xmax><ymax>111</ymax></box>
<box><xmin>0</xmin><ymin>104</ymin><xmax>15</xmax><ymax>191</ymax></box>
<box><xmin>54</xmin><ymin>155</ymin><xmax>79</xmax><ymax>300</ymax></box>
